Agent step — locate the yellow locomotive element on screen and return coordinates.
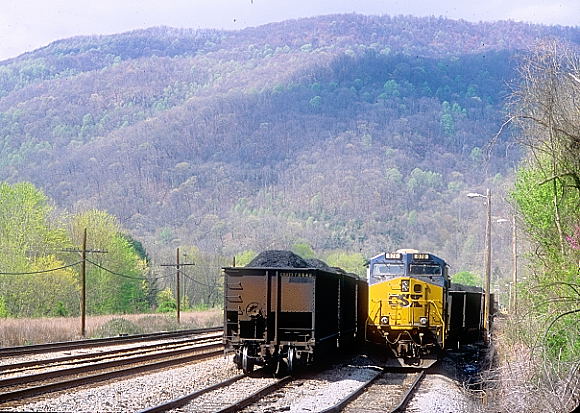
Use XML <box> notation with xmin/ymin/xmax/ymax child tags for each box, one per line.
<box><xmin>366</xmin><ymin>249</ymin><xmax>450</xmax><ymax>367</ymax></box>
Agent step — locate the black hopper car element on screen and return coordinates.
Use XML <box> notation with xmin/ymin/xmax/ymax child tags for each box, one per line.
<box><xmin>223</xmin><ymin>251</ymin><xmax>365</xmax><ymax>375</ymax></box>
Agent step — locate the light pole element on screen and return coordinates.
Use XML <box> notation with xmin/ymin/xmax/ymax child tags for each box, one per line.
<box><xmin>496</xmin><ymin>216</ymin><xmax>518</xmax><ymax>315</ymax></box>
<box><xmin>467</xmin><ymin>189</ymin><xmax>491</xmax><ymax>344</ymax></box>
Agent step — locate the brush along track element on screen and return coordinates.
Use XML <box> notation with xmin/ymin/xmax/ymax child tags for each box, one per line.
<box><xmin>0</xmin><ymin>326</ymin><xmax>222</xmax><ymax>358</ymax></box>
<box><xmin>0</xmin><ymin>340</ymin><xmax>223</xmax><ymax>406</ymax></box>
<box><xmin>138</xmin><ymin>370</ymin><xmax>291</xmax><ymax>413</ymax></box>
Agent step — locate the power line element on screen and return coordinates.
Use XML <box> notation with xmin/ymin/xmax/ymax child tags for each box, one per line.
<box><xmin>178</xmin><ymin>270</ymin><xmax>214</xmax><ymax>288</ymax></box>
<box><xmin>85</xmin><ymin>258</ymin><xmax>144</xmax><ymax>281</ymax></box>
<box><xmin>0</xmin><ymin>260</ymin><xmax>82</xmax><ymax>275</ymax></box>
<box><xmin>158</xmin><ymin>248</ymin><xmax>195</xmax><ymax>323</ymax></box>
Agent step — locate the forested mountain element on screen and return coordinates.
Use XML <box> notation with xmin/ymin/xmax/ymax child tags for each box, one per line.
<box><xmin>1</xmin><ymin>14</ymin><xmax>578</xmax><ymax>274</ymax></box>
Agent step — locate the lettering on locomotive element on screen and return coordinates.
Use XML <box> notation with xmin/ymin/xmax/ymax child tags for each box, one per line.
<box><xmin>388</xmin><ymin>293</ymin><xmax>423</xmax><ymax>307</ymax></box>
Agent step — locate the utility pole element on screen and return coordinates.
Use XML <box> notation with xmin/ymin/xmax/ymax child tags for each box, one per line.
<box><xmin>467</xmin><ymin>189</ymin><xmax>492</xmax><ymax>345</ymax></box>
<box><xmin>176</xmin><ymin>248</ymin><xmax>180</xmax><ymax>323</ymax></box>
<box><xmin>160</xmin><ymin>248</ymin><xmax>195</xmax><ymax>324</ymax></box>
<box><xmin>63</xmin><ymin>228</ymin><xmax>107</xmax><ymax>336</ymax></box>
<box><xmin>81</xmin><ymin>229</ymin><xmax>86</xmax><ymax>336</ymax></box>
<box><xmin>511</xmin><ymin>215</ymin><xmax>518</xmax><ymax>315</ymax></box>
<box><xmin>483</xmin><ymin>188</ymin><xmax>492</xmax><ymax>344</ymax></box>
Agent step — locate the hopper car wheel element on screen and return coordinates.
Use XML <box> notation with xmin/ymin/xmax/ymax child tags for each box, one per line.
<box><xmin>287</xmin><ymin>347</ymin><xmax>297</xmax><ymax>375</ymax></box>
<box><xmin>274</xmin><ymin>358</ymin><xmax>286</xmax><ymax>377</ymax></box>
<box><xmin>242</xmin><ymin>345</ymin><xmax>254</xmax><ymax>374</ymax></box>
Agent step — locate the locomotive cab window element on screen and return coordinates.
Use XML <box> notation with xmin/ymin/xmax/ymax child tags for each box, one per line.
<box><xmin>409</xmin><ymin>264</ymin><xmax>442</xmax><ymax>276</ymax></box>
<box><xmin>371</xmin><ymin>263</ymin><xmax>405</xmax><ymax>283</ymax></box>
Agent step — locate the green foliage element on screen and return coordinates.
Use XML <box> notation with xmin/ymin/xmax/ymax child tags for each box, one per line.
<box><xmin>292</xmin><ymin>242</ymin><xmax>316</xmax><ymax>259</ymax></box>
<box><xmin>235</xmin><ymin>250</ymin><xmax>256</xmax><ymax>267</ymax></box>
<box><xmin>0</xmin><ymin>296</ymin><xmax>9</xmax><ymax>318</ymax></box>
<box><xmin>511</xmin><ymin>162</ymin><xmax>576</xmax><ymax>254</ymax></box>
<box><xmin>71</xmin><ymin>210</ymin><xmax>149</xmax><ymax>315</ymax></box>
<box><xmin>509</xmin><ymin>44</ymin><xmax>580</xmax><ymax>373</ymax></box>
<box><xmin>0</xmin><ymin>182</ymin><xmax>70</xmax><ymax>272</ymax></box>
<box><xmin>0</xmin><ymin>256</ymin><xmax>79</xmax><ymax>317</ymax></box>
<box><xmin>309</xmin><ymin>95</ymin><xmax>322</xmax><ymax>110</ymax></box>
<box><xmin>451</xmin><ymin>270</ymin><xmax>481</xmax><ymax>286</ymax></box>
<box><xmin>469</xmin><ymin>147</ymin><xmax>483</xmax><ymax>163</ymax></box>
<box><xmin>156</xmin><ymin>287</ymin><xmax>177</xmax><ymax>313</ymax></box>
<box><xmin>407</xmin><ymin>168</ymin><xmax>443</xmax><ymax>193</ymax></box>
<box><xmin>324</xmin><ymin>251</ymin><xmax>366</xmax><ymax>277</ymax></box>
<box><xmin>544</xmin><ymin>314</ymin><xmax>580</xmax><ymax>362</ymax></box>
<box><xmin>382</xmin><ymin>79</ymin><xmax>400</xmax><ymax>97</ymax></box>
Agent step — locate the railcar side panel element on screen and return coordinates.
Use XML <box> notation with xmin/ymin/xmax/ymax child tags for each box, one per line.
<box><xmin>223</xmin><ymin>266</ymin><xmax>359</xmax><ymax>374</ymax></box>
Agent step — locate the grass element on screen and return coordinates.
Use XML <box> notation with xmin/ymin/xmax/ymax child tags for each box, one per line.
<box><xmin>0</xmin><ymin>309</ymin><xmax>222</xmax><ymax>347</ymax></box>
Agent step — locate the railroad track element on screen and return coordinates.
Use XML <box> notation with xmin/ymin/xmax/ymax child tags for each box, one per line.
<box><xmin>331</xmin><ymin>368</ymin><xmax>427</xmax><ymax>413</ymax></box>
<box><xmin>138</xmin><ymin>370</ymin><xmax>291</xmax><ymax>413</ymax></box>
<box><xmin>0</xmin><ymin>336</ymin><xmax>224</xmax><ymax>405</ymax></box>
<box><xmin>137</xmin><ymin>360</ymin><xmax>427</xmax><ymax>413</ymax></box>
<box><xmin>1</xmin><ymin>331</ymin><xmax>222</xmax><ymax>374</ymax></box>
<box><xmin>0</xmin><ymin>326</ymin><xmax>222</xmax><ymax>358</ymax></box>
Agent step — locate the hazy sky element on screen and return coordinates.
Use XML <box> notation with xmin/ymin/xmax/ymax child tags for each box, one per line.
<box><xmin>0</xmin><ymin>0</ymin><xmax>578</xmax><ymax>61</ymax></box>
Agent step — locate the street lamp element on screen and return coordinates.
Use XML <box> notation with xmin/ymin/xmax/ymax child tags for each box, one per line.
<box><xmin>467</xmin><ymin>189</ymin><xmax>491</xmax><ymax>344</ymax></box>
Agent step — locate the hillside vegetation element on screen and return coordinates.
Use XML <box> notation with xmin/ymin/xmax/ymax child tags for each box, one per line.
<box><xmin>0</xmin><ymin>14</ymin><xmax>578</xmax><ymax>289</ymax></box>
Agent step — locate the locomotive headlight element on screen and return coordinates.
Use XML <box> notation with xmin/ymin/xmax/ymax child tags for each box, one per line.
<box><xmin>401</xmin><ymin>280</ymin><xmax>409</xmax><ymax>292</ymax></box>
<box><xmin>380</xmin><ymin>316</ymin><xmax>389</xmax><ymax>325</ymax></box>
<box><xmin>419</xmin><ymin>317</ymin><xmax>428</xmax><ymax>325</ymax></box>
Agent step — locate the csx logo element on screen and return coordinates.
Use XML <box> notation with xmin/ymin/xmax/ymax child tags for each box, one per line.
<box><xmin>388</xmin><ymin>294</ymin><xmax>423</xmax><ymax>307</ymax></box>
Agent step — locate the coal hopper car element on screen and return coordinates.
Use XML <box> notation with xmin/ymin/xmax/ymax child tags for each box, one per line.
<box><xmin>223</xmin><ymin>251</ymin><xmax>360</xmax><ymax>375</ymax></box>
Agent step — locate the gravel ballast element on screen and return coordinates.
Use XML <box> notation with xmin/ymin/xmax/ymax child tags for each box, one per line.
<box><xmin>7</xmin><ymin>357</ymin><xmax>238</xmax><ymax>412</ymax></box>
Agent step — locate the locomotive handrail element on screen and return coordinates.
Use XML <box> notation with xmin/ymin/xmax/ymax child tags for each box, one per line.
<box><xmin>426</xmin><ymin>300</ymin><xmax>445</xmax><ymax>348</ymax></box>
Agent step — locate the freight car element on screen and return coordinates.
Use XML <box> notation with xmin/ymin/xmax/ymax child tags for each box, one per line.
<box><xmin>223</xmin><ymin>251</ymin><xmax>361</xmax><ymax>375</ymax></box>
<box><xmin>366</xmin><ymin>249</ymin><xmax>488</xmax><ymax>367</ymax></box>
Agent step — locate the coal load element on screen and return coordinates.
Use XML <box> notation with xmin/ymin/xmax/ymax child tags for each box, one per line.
<box><xmin>305</xmin><ymin>258</ymin><xmax>346</xmax><ymax>274</ymax></box>
<box><xmin>450</xmin><ymin>283</ymin><xmax>484</xmax><ymax>293</ymax></box>
<box><xmin>246</xmin><ymin>250</ymin><xmax>310</xmax><ymax>268</ymax></box>
<box><xmin>305</xmin><ymin>258</ymin><xmax>332</xmax><ymax>270</ymax></box>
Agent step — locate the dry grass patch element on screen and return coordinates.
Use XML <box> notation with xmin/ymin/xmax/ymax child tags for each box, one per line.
<box><xmin>0</xmin><ymin>309</ymin><xmax>222</xmax><ymax>347</ymax></box>
<box><xmin>483</xmin><ymin>317</ymin><xmax>580</xmax><ymax>412</ymax></box>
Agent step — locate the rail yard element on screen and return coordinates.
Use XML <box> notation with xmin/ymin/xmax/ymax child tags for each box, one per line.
<box><xmin>0</xmin><ymin>250</ymin><xmax>491</xmax><ymax>412</ymax></box>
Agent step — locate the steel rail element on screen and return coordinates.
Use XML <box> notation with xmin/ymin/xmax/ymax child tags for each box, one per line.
<box><xmin>319</xmin><ymin>368</ymin><xmax>426</xmax><ymax>413</ymax></box>
<box><xmin>0</xmin><ymin>341</ymin><xmax>222</xmax><ymax>388</ymax></box>
<box><xmin>215</xmin><ymin>376</ymin><xmax>293</xmax><ymax>413</ymax></box>
<box><xmin>0</xmin><ymin>326</ymin><xmax>222</xmax><ymax>357</ymax></box>
<box><xmin>389</xmin><ymin>370</ymin><xmax>426</xmax><ymax>413</ymax></box>
<box><xmin>136</xmin><ymin>374</ymin><xmax>246</xmax><ymax>413</ymax></box>
<box><xmin>318</xmin><ymin>367</ymin><xmax>384</xmax><ymax>413</ymax></box>
<box><xmin>0</xmin><ymin>346</ymin><xmax>223</xmax><ymax>404</ymax></box>
<box><xmin>138</xmin><ymin>372</ymin><xmax>292</xmax><ymax>413</ymax></box>
<box><xmin>0</xmin><ymin>332</ymin><xmax>222</xmax><ymax>373</ymax></box>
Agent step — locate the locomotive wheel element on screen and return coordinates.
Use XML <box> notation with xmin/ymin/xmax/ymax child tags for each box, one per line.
<box><xmin>287</xmin><ymin>347</ymin><xmax>297</xmax><ymax>375</ymax></box>
<box><xmin>242</xmin><ymin>345</ymin><xmax>254</xmax><ymax>374</ymax></box>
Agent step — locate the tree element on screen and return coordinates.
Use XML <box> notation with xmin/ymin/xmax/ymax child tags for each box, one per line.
<box><xmin>506</xmin><ymin>42</ymin><xmax>580</xmax><ymax>410</ymax></box>
<box><xmin>511</xmin><ymin>42</ymin><xmax>580</xmax><ymax>255</ymax></box>
<box><xmin>292</xmin><ymin>242</ymin><xmax>316</xmax><ymax>259</ymax></box>
<box><xmin>451</xmin><ymin>270</ymin><xmax>481</xmax><ymax>287</ymax></box>
<box><xmin>0</xmin><ymin>182</ymin><xmax>79</xmax><ymax>317</ymax></box>
<box><xmin>0</xmin><ymin>182</ymin><xmax>70</xmax><ymax>272</ymax></box>
<box><xmin>69</xmin><ymin>210</ymin><xmax>149</xmax><ymax>314</ymax></box>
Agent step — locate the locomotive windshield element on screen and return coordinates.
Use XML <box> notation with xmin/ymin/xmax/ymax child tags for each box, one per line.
<box><xmin>371</xmin><ymin>263</ymin><xmax>405</xmax><ymax>282</ymax></box>
<box><xmin>409</xmin><ymin>264</ymin><xmax>442</xmax><ymax>276</ymax></box>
